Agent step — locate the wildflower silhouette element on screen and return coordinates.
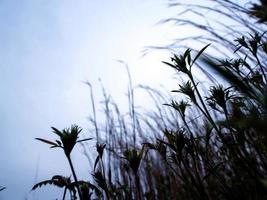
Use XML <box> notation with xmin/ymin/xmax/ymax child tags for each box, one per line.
<box><xmin>36</xmin><ymin>125</ymin><xmax>92</xmax><ymax>200</ymax></box>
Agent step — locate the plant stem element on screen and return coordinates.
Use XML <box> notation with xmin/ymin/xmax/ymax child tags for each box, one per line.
<box><xmin>254</xmin><ymin>53</ymin><xmax>267</xmax><ymax>84</ymax></box>
<box><xmin>189</xmin><ymin>74</ymin><xmax>220</xmax><ymax>134</ymax></box>
<box><xmin>67</xmin><ymin>155</ymin><xmax>83</xmax><ymax>200</ymax></box>
<box><xmin>134</xmin><ymin>171</ymin><xmax>142</xmax><ymax>200</ymax></box>
<box><xmin>62</xmin><ymin>187</ymin><xmax>67</xmax><ymax>200</ymax></box>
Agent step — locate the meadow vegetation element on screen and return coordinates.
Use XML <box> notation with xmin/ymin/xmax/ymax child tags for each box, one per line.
<box><xmin>32</xmin><ymin>1</ymin><xmax>267</xmax><ymax>199</ymax></box>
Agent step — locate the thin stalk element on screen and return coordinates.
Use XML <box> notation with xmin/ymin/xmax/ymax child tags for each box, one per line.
<box><xmin>62</xmin><ymin>187</ymin><xmax>67</xmax><ymax>200</ymax></box>
<box><xmin>88</xmin><ymin>82</ymin><xmax>99</xmax><ymax>142</ymax></box>
<box><xmin>134</xmin><ymin>171</ymin><xmax>142</xmax><ymax>200</ymax></box>
<box><xmin>223</xmin><ymin>106</ymin><xmax>237</xmax><ymax>143</ymax></box>
<box><xmin>181</xmin><ymin>115</ymin><xmax>206</xmax><ymax>181</ymax></box>
<box><xmin>100</xmin><ymin>157</ymin><xmax>110</xmax><ymax>200</ymax></box>
<box><xmin>181</xmin><ymin>159</ymin><xmax>209</xmax><ymax>200</ymax></box>
<box><xmin>254</xmin><ymin>53</ymin><xmax>267</xmax><ymax>84</ymax></box>
<box><xmin>189</xmin><ymin>74</ymin><xmax>220</xmax><ymax>134</ymax></box>
<box><xmin>128</xmin><ymin>172</ymin><xmax>133</xmax><ymax>199</ymax></box>
<box><xmin>67</xmin><ymin>155</ymin><xmax>83</xmax><ymax>200</ymax></box>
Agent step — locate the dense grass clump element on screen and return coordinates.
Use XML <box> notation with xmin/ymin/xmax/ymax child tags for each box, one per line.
<box><xmin>32</xmin><ymin>1</ymin><xmax>267</xmax><ymax>199</ymax></box>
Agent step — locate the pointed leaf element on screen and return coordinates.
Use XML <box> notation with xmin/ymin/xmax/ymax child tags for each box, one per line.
<box><xmin>76</xmin><ymin>138</ymin><xmax>93</xmax><ymax>143</ymax></box>
<box><xmin>32</xmin><ymin>180</ymin><xmax>54</xmax><ymax>191</ymax></box>
<box><xmin>51</xmin><ymin>127</ymin><xmax>63</xmax><ymax>137</ymax></box>
<box><xmin>162</xmin><ymin>61</ymin><xmax>177</xmax><ymax>69</ymax></box>
<box><xmin>35</xmin><ymin>138</ymin><xmax>58</xmax><ymax>146</ymax></box>
<box><xmin>55</xmin><ymin>140</ymin><xmax>62</xmax><ymax>146</ymax></box>
<box><xmin>94</xmin><ymin>156</ymin><xmax>100</xmax><ymax>172</ymax></box>
<box><xmin>192</xmin><ymin>44</ymin><xmax>210</xmax><ymax>66</ymax></box>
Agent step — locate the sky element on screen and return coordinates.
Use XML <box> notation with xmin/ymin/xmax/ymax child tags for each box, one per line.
<box><xmin>0</xmin><ymin>0</ymin><xmax>183</xmax><ymax>199</ymax></box>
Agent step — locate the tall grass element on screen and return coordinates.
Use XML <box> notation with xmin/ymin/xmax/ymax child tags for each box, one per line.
<box><xmin>32</xmin><ymin>1</ymin><xmax>267</xmax><ymax>199</ymax></box>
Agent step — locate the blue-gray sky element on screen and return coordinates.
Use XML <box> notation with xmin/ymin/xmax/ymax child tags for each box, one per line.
<box><xmin>0</xmin><ymin>1</ymin><xmax>181</xmax><ymax>199</ymax></box>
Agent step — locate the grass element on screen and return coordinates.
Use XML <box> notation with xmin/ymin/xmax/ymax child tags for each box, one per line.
<box><xmin>31</xmin><ymin>1</ymin><xmax>267</xmax><ymax>199</ymax></box>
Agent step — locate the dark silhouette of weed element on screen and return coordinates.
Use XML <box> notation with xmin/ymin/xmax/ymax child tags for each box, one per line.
<box><xmin>34</xmin><ymin>125</ymin><xmax>92</xmax><ymax>200</ymax></box>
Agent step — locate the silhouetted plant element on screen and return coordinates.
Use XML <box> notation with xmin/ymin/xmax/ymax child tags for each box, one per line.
<box><xmin>250</xmin><ymin>0</ymin><xmax>267</xmax><ymax>23</ymax></box>
<box><xmin>32</xmin><ymin>175</ymin><xmax>78</xmax><ymax>200</ymax></box>
<box><xmin>122</xmin><ymin>147</ymin><xmax>145</xmax><ymax>200</ymax></box>
<box><xmin>32</xmin><ymin>1</ymin><xmax>267</xmax><ymax>200</ymax></box>
<box><xmin>35</xmin><ymin>125</ymin><xmax>92</xmax><ymax>200</ymax></box>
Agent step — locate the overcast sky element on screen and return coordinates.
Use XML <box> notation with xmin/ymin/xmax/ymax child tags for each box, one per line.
<box><xmin>0</xmin><ymin>0</ymin><xmax>184</xmax><ymax>199</ymax></box>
